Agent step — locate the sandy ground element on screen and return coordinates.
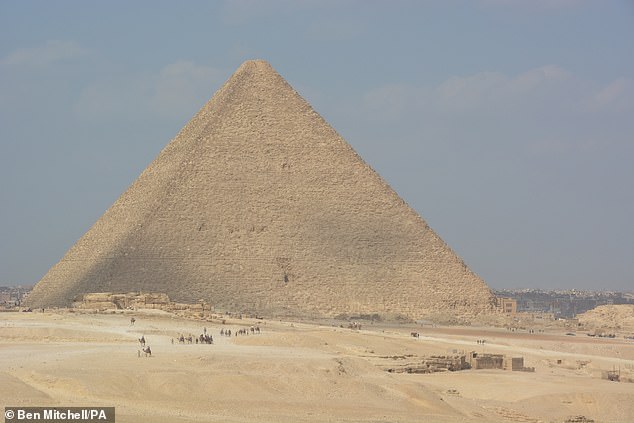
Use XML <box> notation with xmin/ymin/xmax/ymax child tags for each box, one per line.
<box><xmin>1</xmin><ymin>310</ymin><xmax>633</xmax><ymax>423</ymax></box>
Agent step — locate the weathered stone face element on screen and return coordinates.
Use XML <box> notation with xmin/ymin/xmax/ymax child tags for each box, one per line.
<box><xmin>27</xmin><ymin>60</ymin><xmax>496</xmax><ymax>319</ymax></box>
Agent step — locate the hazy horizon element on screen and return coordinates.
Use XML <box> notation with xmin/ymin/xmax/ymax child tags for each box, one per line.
<box><xmin>2</xmin><ymin>282</ymin><xmax>633</xmax><ymax>294</ymax></box>
<box><xmin>1</xmin><ymin>1</ymin><xmax>632</xmax><ymax>292</ymax></box>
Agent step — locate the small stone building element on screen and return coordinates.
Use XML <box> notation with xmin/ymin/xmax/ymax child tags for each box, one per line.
<box><xmin>496</xmin><ymin>297</ymin><xmax>517</xmax><ymax>314</ymax></box>
<box><xmin>469</xmin><ymin>352</ymin><xmax>504</xmax><ymax>369</ymax></box>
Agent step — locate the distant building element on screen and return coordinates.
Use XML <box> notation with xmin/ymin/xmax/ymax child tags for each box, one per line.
<box><xmin>503</xmin><ymin>356</ymin><xmax>524</xmax><ymax>371</ymax></box>
<box><xmin>493</xmin><ymin>289</ymin><xmax>634</xmax><ymax>318</ymax></box>
<box><xmin>468</xmin><ymin>352</ymin><xmax>534</xmax><ymax>372</ymax></box>
<box><xmin>0</xmin><ymin>285</ymin><xmax>33</xmax><ymax>307</ymax></box>
<box><xmin>496</xmin><ymin>297</ymin><xmax>517</xmax><ymax>314</ymax></box>
<box><xmin>468</xmin><ymin>352</ymin><xmax>504</xmax><ymax>369</ymax></box>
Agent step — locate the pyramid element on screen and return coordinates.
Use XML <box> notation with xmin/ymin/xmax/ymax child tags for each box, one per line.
<box><xmin>27</xmin><ymin>60</ymin><xmax>496</xmax><ymax>319</ymax></box>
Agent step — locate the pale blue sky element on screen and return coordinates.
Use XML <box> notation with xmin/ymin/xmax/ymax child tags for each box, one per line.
<box><xmin>1</xmin><ymin>1</ymin><xmax>633</xmax><ymax>291</ymax></box>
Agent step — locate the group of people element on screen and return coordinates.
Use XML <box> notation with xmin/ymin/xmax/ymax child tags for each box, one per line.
<box><xmin>131</xmin><ymin>316</ymin><xmax>264</xmax><ymax>357</ymax></box>
<box><xmin>173</xmin><ymin>327</ymin><xmax>215</xmax><ymax>344</ymax></box>
<box><xmin>174</xmin><ymin>333</ymin><xmax>196</xmax><ymax>344</ymax></box>
<box><xmin>198</xmin><ymin>330</ymin><xmax>214</xmax><ymax>344</ymax></box>
<box><xmin>505</xmin><ymin>327</ymin><xmax>542</xmax><ymax>333</ymax></box>
<box><xmin>220</xmin><ymin>325</ymin><xmax>262</xmax><ymax>336</ymax></box>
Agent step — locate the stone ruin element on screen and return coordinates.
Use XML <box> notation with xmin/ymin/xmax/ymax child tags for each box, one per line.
<box><xmin>468</xmin><ymin>352</ymin><xmax>534</xmax><ymax>372</ymax></box>
<box><xmin>73</xmin><ymin>292</ymin><xmax>210</xmax><ymax>315</ymax></box>
<box><xmin>384</xmin><ymin>354</ymin><xmax>470</xmax><ymax>374</ymax></box>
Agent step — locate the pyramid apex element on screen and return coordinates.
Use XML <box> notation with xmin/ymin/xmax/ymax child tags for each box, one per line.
<box><xmin>242</xmin><ymin>58</ymin><xmax>271</xmax><ymax>65</ymax></box>
<box><xmin>225</xmin><ymin>60</ymin><xmax>281</xmax><ymax>85</ymax></box>
<box><xmin>236</xmin><ymin>59</ymin><xmax>274</xmax><ymax>72</ymax></box>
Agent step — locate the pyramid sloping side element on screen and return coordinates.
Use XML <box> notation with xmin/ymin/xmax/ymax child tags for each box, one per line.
<box><xmin>27</xmin><ymin>60</ymin><xmax>496</xmax><ymax>318</ymax></box>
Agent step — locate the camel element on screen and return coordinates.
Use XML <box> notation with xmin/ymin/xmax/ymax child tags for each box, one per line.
<box><xmin>142</xmin><ymin>346</ymin><xmax>152</xmax><ymax>357</ymax></box>
<box><xmin>199</xmin><ymin>334</ymin><xmax>213</xmax><ymax>344</ymax></box>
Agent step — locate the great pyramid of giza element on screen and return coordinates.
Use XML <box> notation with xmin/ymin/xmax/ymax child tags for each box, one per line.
<box><xmin>27</xmin><ymin>60</ymin><xmax>496</xmax><ymax>319</ymax></box>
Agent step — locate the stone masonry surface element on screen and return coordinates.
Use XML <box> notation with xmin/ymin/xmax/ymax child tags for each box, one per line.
<box><xmin>27</xmin><ymin>60</ymin><xmax>496</xmax><ymax>320</ymax></box>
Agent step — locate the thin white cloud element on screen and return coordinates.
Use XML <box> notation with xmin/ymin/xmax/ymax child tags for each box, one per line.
<box><xmin>436</xmin><ymin>71</ymin><xmax>507</xmax><ymax>110</ymax></box>
<box><xmin>363</xmin><ymin>84</ymin><xmax>411</xmax><ymax>120</ymax></box>
<box><xmin>435</xmin><ymin>65</ymin><xmax>573</xmax><ymax>112</ymax></box>
<box><xmin>362</xmin><ymin>65</ymin><xmax>634</xmax><ymax>119</ymax></box>
<box><xmin>358</xmin><ymin>64</ymin><xmax>633</xmax><ymax>157</ymax></box>
<box><xmin>509</xmin><ymin>65</ymin><xmax>571</xmax><ymax>93</ymax></box>
<box><xmin>73</xmin><ymin>61</ymin><xmax>225</xmax><ymax>122</ymax></box>
<box><xmin>586</xmin><ymin>77</ymin><xmax>634</xmax><ymax>113</ymax></box>
<box><xmin>2</xmin><ymin>40</ymin><xmax>88</xmax><ymax>67</ymax></box>
<box><xmin>151</xmin><ymin>61</ymin><xmax>225</xmax><ymax>117</ymax></box>
<box><xmin>73</xmin><ymin>76</ymin><xmax>151</xmax><ymax>121</ymax></box>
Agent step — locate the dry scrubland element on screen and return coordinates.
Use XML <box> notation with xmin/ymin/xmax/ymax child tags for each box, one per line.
<box><xmin>1</xmin><ymin>309</ymin><xmax>633</xmax><ymax>423</ymax></box>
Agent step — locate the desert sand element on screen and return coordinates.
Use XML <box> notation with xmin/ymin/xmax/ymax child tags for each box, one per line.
<box><xmin>1</xmin><ymin>310</ymin><xmax>633</xmax><ymax>423</ymax></box>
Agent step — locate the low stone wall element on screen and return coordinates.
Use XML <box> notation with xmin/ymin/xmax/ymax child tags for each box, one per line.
<box><xmin>73</xmin><ymin>292</ymin><xmax>209</xmax><ymax>314</ymax></box>
<box><xmin>385</xmin><ymin>355</ymin><xmax>469</xmax><ymax>374</ymax></box>
<box><xmin>469</xmin><ymin>352</ymin><xmax>504</xmax><ymax>370</ymax></box>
